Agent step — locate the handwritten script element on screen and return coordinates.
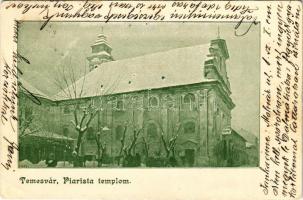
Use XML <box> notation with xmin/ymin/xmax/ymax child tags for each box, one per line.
<box><xmin>5</xmin><ymin>1</ymin><xmax>259</xmax><ymax>36</ymax></box>
<box><xmin>0</xmin><ymin>19</ymin><xmax>40</xmax><ymax>170</ymax></box>
<box><xmin>1</xmin><ymin>136</ymin><xmax>19</xmax><ymax>170</ymax></box>
<box><xmin>260</xmin><ymin>2</ymin><xmax>301</xmax><ymax>198</ymax></box>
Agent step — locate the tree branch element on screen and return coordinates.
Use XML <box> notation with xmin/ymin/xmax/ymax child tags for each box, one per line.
<box><xmin>79</xmin><ymin>108</ymin><xmax>88</xmax><ymax>128</ymax></box>
<box><xmin>142</xmin><ymin>137</ymin><xmax>149</xmax><ymax>157</ymax></box>
<box><xmin>73</xmin><ymin>104</ymin><xmax>79</xmax><ymax>126</ymax></box>
<box><xmin>158</xmin><ymin>124</ymin><xmax>169</xmax><ymax>155</ymax></box>
<box><xmin>127</xmin><ymin>128</ymin><xmax>142</xmax><ymax>155</ymax></box>
<box><xmin>118</xmin><ymin>125</ymin><xmax>128</xmax><ymax>158</ymax></box>
<box><xmin>62</xmin><ymin>65</ymin><xmax>73</xmax><ymax>99</ymax></box>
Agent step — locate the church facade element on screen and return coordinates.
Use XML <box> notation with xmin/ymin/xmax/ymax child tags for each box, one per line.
<box><xmin>19</xmin><ymin>31</ymin><xmax>249</xmax><ymax>167</ymax></box>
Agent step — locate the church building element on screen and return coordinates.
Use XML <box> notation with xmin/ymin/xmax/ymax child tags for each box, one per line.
<box><xmin>19</xmin><ymin>30</ymin><xmax>246</xmax><ymax>167</ymax></box>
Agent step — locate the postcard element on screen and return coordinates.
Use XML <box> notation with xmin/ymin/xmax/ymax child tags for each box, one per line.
<box><xmin>0</xmin><ymin>1</ymin><xmax>302</xmax><ymax>199</ymax></box>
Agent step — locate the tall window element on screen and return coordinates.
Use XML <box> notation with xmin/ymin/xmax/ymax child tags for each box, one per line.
<box><xmin>147</xmin><ymin>123</ymin><xmax>158</xmax><ymax>138</ymax></box>
<box><xmin>117</xmin><ymin>99</ymin><xmax>124</xmax><ymax>110</ymax></box>
<box><xmin>165</xmin><ymin>95</ymin><xmax>174</xmax><ymax>108</ymax></box>
<box><xmin>184</xmin><ymin>93</ymin><xmax>195</xmax><ymax>104</ymax></box>
<box><xmin>131</xmin><ymin>96</ymin><xmax>138</xmax><ymax>107</ymax></box>
<box><xmin>149</xmin><ymin>96</ymin><xmax>159</xmax><ymax>107</ymax></box>
<box><xmin>222</xmin><ymin>113</ymin><xmax>225</xmax><ymax>125</ymax></box>
<box><xmin>183</xmin><ymin>93</ymin><xmax>195</xmax><ymax>110</ymax></box>
<box><xmin>184</xmin><ymin>121</ymin><xmax>196</xmax><ymax>134</ymax></box>
<box><xmin>115</xmin><ymin>125</ymin><xmax>124</xmax><ymax>141</ymax></box>
<box><xmin>223</xmin><ymin>140</ymin><xmax>227</xmax><ymax>158</ymax></box>
<box><xmin>86</xmin><ymin>127</ymin><xmax>95</xmax><ymax>140</ymax></box>
<box><xmin>63</xmin><ymin>127</ymin><xmax>69</xmax><ymax>137</ymax></box>
<box><xmin>63</xmin><ymin>106</ymin><xmax>70</xmax><ymax>114</ymax></box>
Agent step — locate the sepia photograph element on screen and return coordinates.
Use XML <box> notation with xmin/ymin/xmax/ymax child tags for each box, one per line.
<box><xmin>17</xmin><ymin>22</ymin><xmax>260</xmax><ymax>168</ymax></box>
<box><xmin>0</xmin><ymin>1</ymin><xmax>302</xmax><ymax>199</ymax></box>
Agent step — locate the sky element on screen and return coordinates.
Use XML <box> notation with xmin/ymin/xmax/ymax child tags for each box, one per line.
<box><xmin>18</xmin><ymin>22</ymin><xmax>260</xmax><ymax>136</ymax></box>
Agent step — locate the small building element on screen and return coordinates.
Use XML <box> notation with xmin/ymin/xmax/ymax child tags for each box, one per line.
<box><xmin>19</xmin><ymin>131</ymin><xmax>74</xmax><ymax>164</ymax></box>
<box><xmin>221</xmin><ymin>128</ymin><xmax>248</xmax><ymax>167</ymax></box>
<box><xmin>236</xmin><ymin>128</ymin><xmax>259</xmax><ymax>166</ymax></box>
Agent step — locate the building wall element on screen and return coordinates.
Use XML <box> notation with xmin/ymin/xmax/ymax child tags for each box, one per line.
<box><xmin>19</xmin><ymin>81</ymin><xmax>234</xmax><ymax>166</ymax></box>
<box><xmin>18</xmin><ymin>39</ymin><xmax>237</xmax><ymax>166</ymax></box>
<box><xmin>18</xmin><ymin>92</ymin><xmax>74</xmax><ymax>163</ymax></box>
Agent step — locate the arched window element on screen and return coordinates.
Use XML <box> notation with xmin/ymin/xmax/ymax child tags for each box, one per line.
<box><xmin>184</xmin><ymin>121</ymin><xmax>196</xmax><ymax>134</ymax></box>
<box><xmin>63</xmin><ymin>106</ymin><xmax>70</xmax><ymax>114</ymax></box>
<box><xmin>63</xmin><ymin>127</ymin><xmax>69</xmax><ymax>137</ymax></box>
<box><xmin>131</xmin><ymin>96</ymin><xmax>138</xmax><ymax>102</ymax></box>
<box><xmin>147</xmin><ymin>123</ymin><xmax>158</xmax><ymax>138</ymax></box>
<box><xmin>184</xmin><ymin>93</ymin><xmax>195</xmax><ymax>104</ymax></box>
<box><xmin>117</xmin><ymin>99</ymin><xmax>124</xmax><ymax>110</ymax></box>
<box><xmin>164</xmin><ymin>95</ymin><xmax>174</xmax><ymax>108</ymax></box>
<box><xmin>183</xmin><ymin>93</ymin><xmax>195</xmax><ymax>110</ymax></box>
<box><xmin>115</xmin><ymin>125</ymin><xmax>124</xmax><ymax>141</ymax></box>
<box><xmin>149</xmin><ymin>96</ymin><xmax>159</xmax><ymax>107</ymax></box>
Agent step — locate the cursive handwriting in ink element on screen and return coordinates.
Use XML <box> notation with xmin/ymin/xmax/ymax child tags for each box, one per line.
<box><xmin>224</xmin><ymin>1</ymin><xmax>259</xmax><ymax>36</ymax></box>
<box><xmin>234</xmin><ymin>17</ymin><xmax>259</xmax><ymax>36</ymax></box>
<box><xmin>1</xmin><ymin>136</ymin><xmax>19</xmax><ymax>170</ymax></box>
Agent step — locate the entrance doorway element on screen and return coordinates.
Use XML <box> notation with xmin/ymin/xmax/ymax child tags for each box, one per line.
<box><xmin>185</xmin><ymin>149</ymin><xmax>195</xmax><ymax>166</ymax></box>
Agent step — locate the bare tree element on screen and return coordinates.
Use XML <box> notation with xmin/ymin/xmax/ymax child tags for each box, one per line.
<box><xmin>142</xmin><ymin>136</ymin><xmax>149</xmax><ymax>158</ymax></box>
<box><xmin>18</xmin><ymin>106</ymin><xmax>40</xmax><ymax>137</ymax></box>
<box><xmin>71</xmin><ymin>104</ymin><xmax>99</xmax><ymax>155</ymax></box>
<box><xmin>53</xmin><ymin>59</ymin><xmax>119</xmax><ymax>166</ymax></box>
<box><xmin>19</xmin><ymin>106</ymin><xmax>33</xmax><ymax>136</ymax></box>
<box><xmin>117</xmin><ymin>124</ymin><xmax>128</xmax><ymax>166</ymax></box>
<box><xmin>117</xmin><ymin>123</ymin><xmax>143</xmax><ymax>167</ymax></box>
<box><xmin>158</xmin><ymin>123</ymin><xmax>181</xmax><ymax>166</ymax></box>
<box><xmin>141</xmin><ymin>136</ymin><xmax>150</xmax><ymax>166</ymax></box>
<box><xmin>94</xmin><ymin>133</ymin><xmax>106</xmax><ymax>167</ymax></box>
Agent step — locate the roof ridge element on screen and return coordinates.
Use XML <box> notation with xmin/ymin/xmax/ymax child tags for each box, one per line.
<box><xmin>19</xmin><ymin>77</ymin><xmax>51</xmax><ymax>99</ymax></box>
<box><xmin>53</xmin><ymin>43</ymin><xmax>211</xmax><ymax>100</ymax></box>
<box><xmin>110</xmin><ymin>43</ymin><xmax>210</xmax><ymax>63</ymax></box>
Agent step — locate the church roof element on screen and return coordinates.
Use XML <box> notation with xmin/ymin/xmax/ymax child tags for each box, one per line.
<box><xmin>234</xmin><ymin>128</ymin><xmax>258</xmax><ymax>144</ymax></box>
<box><xmin>19</xmin><ymin>78</ymin><xmax>53</xmax><ymax>100</ymax></box>
<box><xmin>53</xmin><ymin>44</ymin><xmax>212</xmax><ymax>100</ymax></box>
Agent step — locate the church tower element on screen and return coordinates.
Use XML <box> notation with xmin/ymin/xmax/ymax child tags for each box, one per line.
<box><xmin>87</xmin><ymin>28</ymin><xmax>114</xmax><ymax>71</ymax></box>
<box><xmin>205</xmin><ymin>28</ymin><xmax>231</xmax><ymax>95</ymax></box>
